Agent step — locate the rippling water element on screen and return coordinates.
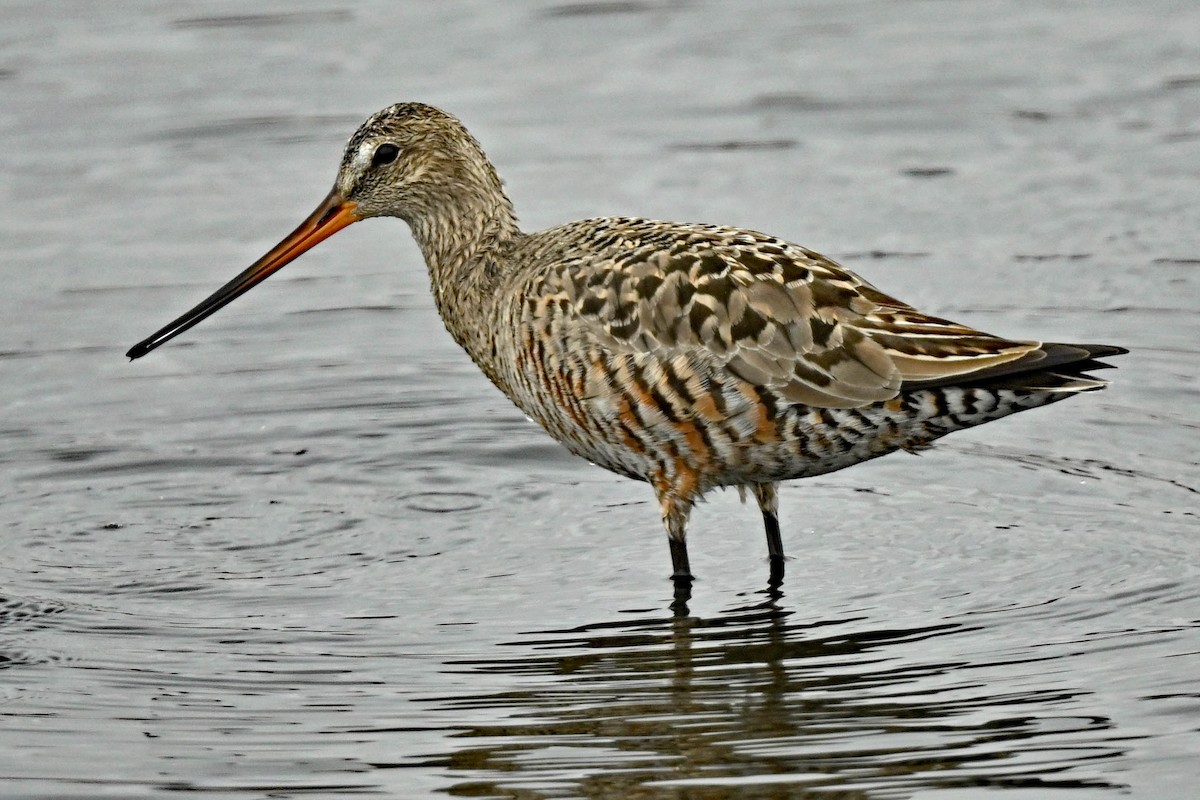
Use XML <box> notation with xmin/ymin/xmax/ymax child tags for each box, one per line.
<box><xmin>3</xmin><ymin>1</ymin><xmax>1199</xmax><ymax>797</ymax></box>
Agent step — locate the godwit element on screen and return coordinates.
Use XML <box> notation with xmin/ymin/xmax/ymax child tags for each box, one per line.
<box><xmin>128</xmin><ymin>102</ymin><xmax>1125</xmax><ymax>588</ymax></box>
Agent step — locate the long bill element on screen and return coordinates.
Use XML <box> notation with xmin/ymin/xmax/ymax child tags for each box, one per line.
<box><xmin>126</xmin><ymin>189</ymin><xmax>360</xmax><ymax>360</ymax></box>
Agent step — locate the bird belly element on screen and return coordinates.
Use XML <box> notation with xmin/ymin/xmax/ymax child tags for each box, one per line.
<box><xmin>499</xmin><ymin>339</ymin><xmax>1082</xmax><ymax>494</ymax></box>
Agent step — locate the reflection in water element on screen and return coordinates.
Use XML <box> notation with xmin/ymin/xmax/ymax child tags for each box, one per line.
<box><xmin>418</xmin><ymin>595</ymin><xmax>1127</xmax><ymax>797</ymax></box>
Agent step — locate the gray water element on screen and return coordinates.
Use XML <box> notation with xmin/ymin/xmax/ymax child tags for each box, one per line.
<box><xmin>3</xmin><ymin>1</ymin><xmax>1199</xmax><ymax>797</ymax></box>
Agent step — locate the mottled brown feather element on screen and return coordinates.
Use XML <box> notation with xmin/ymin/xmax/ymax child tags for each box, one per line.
<box><xmin>524</xmin><ymin>218</ymin><xmax>1038</xmax><ymax>409</ymax></box>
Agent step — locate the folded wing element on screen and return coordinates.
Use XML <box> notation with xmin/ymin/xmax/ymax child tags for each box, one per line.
<box><xmin>555</xmin><ymin>220</ymin><xmax>1039</xmax><ymax>409</ymax></box>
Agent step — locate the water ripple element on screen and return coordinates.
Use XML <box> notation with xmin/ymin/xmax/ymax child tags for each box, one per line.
<box><xmin>397</xmin><ymin>601</ymin><xmax>1136</xmax><ymax>796</ymax></box>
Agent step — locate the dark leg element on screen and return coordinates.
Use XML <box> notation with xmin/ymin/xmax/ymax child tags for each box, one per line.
<box><xmin>669</xmin><ymin>537</ymin><xmax>693</xmax><ymax>583</ymax></box>
<box><xmin>763</xmin><ymin>509</ymin><xmax>785</xmax><ymax>586</ymax></box>
<box><xmin>762</xmin><ymin>506</ymin><xmax>784</xmax><ymax>561</ymax></box>
<box><xmin>751</xmin><ymin>483</ymin><xmax>785</xmax><ymax>585</ymax></box>
<box><xmin>655</xmin><ymin>483</ymin><xmax>696</xmax><ymax>584</ymax></box>
<box><xmin>669</xmin><ymin>538</ymin><xmax>693</xmax><ymax>614</ymax></box>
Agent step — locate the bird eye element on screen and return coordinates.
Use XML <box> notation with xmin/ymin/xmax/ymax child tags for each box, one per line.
<box><xmin>371</xmin><ymin>143</ymin><xmax>400</xmax><ymax>167</ymax></box>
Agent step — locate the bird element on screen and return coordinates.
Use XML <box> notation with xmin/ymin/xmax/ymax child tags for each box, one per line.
<box><xmin>127</xmin><ymin>102</ymin><xmax>1125</xmax><ymax>590</ymax></box>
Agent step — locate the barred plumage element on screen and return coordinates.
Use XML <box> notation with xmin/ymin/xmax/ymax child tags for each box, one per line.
<box><xmin>128</xmin><ymin>103</ymin><xmax>1126</xmax><ymax>590</ymax></box>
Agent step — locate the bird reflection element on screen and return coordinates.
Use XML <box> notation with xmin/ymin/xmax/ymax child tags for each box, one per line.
<box><xmin>418</xmin><ymin>596</ymin><xmax>1127</xmax><ymax>797</ymax></box>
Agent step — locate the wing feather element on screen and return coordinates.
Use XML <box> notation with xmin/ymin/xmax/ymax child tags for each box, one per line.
<box><xmin>537</xmin><ymin>218</ymin><xmax>1039</xmax><ymax>409</ymax></box>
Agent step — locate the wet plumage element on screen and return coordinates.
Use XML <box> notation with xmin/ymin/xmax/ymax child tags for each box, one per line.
<box><xmin>128</xmin><ymin>102</ymin><xmax>1126</xmax><ymax>587</ymax></box>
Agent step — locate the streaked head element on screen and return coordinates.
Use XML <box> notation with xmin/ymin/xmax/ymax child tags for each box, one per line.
<box><xmin>335</xmin><ymin>102</ymin><xmax>500</xmax><ymax>222</ymax></box>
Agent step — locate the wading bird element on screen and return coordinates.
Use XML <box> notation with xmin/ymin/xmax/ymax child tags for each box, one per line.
<box><xmin>128</xmin><ymin>103</ymin><xmax>1124</xmax><ymax>591</ymax></box>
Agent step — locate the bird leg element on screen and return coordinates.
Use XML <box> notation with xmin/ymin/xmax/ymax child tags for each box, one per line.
<box><xmin>656</xmin><ymin>485</ymin><xmax>695</xmax><ymax>584</ymax></box>
<box><xmin>752</xmin><ymin>483</ymin><xmax>785</xmax><ymax>583</ymax></box>
<box><xmin>669</xmin><ymin>538</ymin><xmax>692</xmax><ymax>582</ymax></box>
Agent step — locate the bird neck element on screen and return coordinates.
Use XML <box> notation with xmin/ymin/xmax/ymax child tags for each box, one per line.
<box><xmin>407</xmin><ymin>180</ymin><xmax>522</xmax><ymax>369</ymax></box>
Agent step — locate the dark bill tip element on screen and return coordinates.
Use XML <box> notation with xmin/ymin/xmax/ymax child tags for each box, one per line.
<box><xmin>125</xmin><ymin>190</ymin><xmax>359</xmax><ymax>360</ymax></box>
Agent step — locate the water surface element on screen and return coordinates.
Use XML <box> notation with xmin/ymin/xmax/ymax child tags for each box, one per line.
<box><xmin>2</xmin><ymin>1</ymin><xmax>1198</xmax><ymax>797</ymax></box>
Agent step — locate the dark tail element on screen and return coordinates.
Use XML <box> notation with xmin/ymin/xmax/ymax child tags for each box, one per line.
<box><xmin>904</xmin><ymin>342</ymin><xmax>1128</xmax><ymax>393</ymax></box>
